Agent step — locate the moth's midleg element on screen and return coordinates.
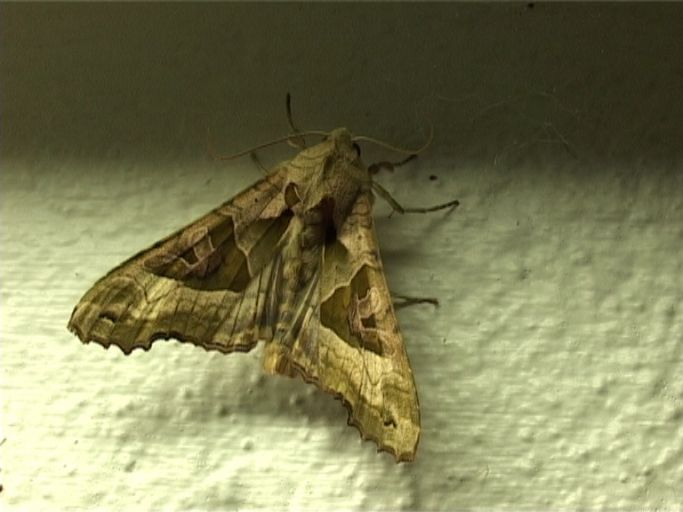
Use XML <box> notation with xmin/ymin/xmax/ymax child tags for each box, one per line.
<box><xmin>391</xmin><ymin>292</ymin><xmax>439</xmax><ymax>310</ymax></box>
<box><xmin>371</xmin><ymin>181</ymin><xmax>460</xmax><ymax>215</ymax></box>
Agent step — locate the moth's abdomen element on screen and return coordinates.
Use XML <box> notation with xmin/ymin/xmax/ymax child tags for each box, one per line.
<box><xmin>271</xmin><ymin>209</ymin><xmax>326</xmax><ymax>349</ymax></box>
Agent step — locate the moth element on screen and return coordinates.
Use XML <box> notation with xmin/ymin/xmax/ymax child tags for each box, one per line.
<box><xmin>68</xmin><ymin>101</ymin><xmax>458</xmax><ymax>462</ymax></box>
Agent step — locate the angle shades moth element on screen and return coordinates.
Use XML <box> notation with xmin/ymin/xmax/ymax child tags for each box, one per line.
<box><xmin>68</xmin><ymin>101</ymin><xmax>458</xmax><ymax>461</ymax></box>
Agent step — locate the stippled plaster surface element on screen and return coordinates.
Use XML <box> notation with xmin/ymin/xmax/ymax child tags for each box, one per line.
<box><xmin>2</xmin><ymin>3</ymin><xmax>682</xmax><ymax>510</ymax></box>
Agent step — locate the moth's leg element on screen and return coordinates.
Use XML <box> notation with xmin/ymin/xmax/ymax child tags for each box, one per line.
<box><xmin>372</xmin><ymin>181</ymin><xmax>460</xmax><ymax>215</ymax></box>
<box><xmin>285</xmin><ymin>93</ymin><xmax>307</xmax><ymax>149</ymax></box>
<box><xmin>391</xmin><ymin>292</ymin><xmax>439</xmax><ymax>310</ymax></box>
<box><xmin>250</xmin><ymin>151</ymin><xmax>269</xmax><ymax>175</ymax></box>
<box><xmin>368</xmin><ymin>154</ymin><xmax>417</xmax><ymax>175</ymax></box>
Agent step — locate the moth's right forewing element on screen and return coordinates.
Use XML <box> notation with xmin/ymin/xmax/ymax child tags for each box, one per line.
<box><xmin>68</xmin><ymin>166</ymin><xmax>294</xmax><ymax>354</ymax></box>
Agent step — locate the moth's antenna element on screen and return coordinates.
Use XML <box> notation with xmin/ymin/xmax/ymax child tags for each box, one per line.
<box><xmin>352</xmin><ymin>121</ymin><xmax>434</xmax><ymax>155</ymax></box>
<box><xmin>285</xmin><ymin>93</ymin><xmax>307</xmax><ymax>149</ymax></box>
<box><xmin>207</xmin><ymin>128</ymin><xmax>328</xmax><ymax>161</ymax></box>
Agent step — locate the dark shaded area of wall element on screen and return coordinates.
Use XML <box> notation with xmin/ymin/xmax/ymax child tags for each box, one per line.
<box><xmin>3</xmin><ymin>3</ymin><xmax>682</xmax><ymax>169</ymax></box>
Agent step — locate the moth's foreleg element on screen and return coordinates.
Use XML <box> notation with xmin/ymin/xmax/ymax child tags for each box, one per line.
<box><xmin>371</xmin><ymin>181</ymin><xmax>460</xmax><ymax>215</ymax></box>
<box><xmin>249</xmin><ymin>151</ymin><xmax>269</xmax><ymax>174</ymax></box>
<box><xmin>368</xmin><ymin>154</ymin><xmax>417</xmax><ymax>175</ymax></box>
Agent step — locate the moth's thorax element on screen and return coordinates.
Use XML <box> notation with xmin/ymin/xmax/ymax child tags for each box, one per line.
<box><xmin>287</xmin><ymin>127</ymin><xmax>371</xmax><ymax>230</ymax></box>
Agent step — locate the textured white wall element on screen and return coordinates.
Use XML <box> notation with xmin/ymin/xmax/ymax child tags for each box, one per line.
<box><xmin>2</xmin><ymin>4</ymin><xmax>682</xmax><ymax>510</ymax></box>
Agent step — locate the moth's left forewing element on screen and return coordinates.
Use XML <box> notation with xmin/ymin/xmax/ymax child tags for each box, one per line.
<box><xmin>263</xmin><ymin>190</ymin><xmax>421</xmax><ymax>462</ymax></box>
<box><xmin>330</xmin><ymin>191</ymin><xmax>421</xmax><ymax>461</ymax></box>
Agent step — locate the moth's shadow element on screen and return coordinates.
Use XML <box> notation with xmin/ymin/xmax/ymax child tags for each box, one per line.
<box><xmin>182</xmin><ymin>351</ymin><xmax>349</xmax><ymax>428</ymax></box>
<box><xmin>374</xmin><ymin>207</ymin><xmax>458</xmax><ymax>266</ymax></box>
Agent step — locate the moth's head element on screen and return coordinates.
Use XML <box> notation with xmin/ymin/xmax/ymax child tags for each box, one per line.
<box><xmin>325</xmin><ymin>127</ymin><xmax>362</xmax><ymax>162</ymax></box>
<box><xmin>327</xmin><ymin>126</ymin><xmax>434</xmax><ymax>173</ymax></box>
<box><xmin>327</xmin><ymin>127</ymin><xmax>353</xmax><ymax>145</ymax></box>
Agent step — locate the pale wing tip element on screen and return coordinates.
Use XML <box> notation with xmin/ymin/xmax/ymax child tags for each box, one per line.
<box><xmin>347</xmin><ymin>412</ymin><xmax>420</xmax><ymax>463</ymax></box>
<box><xmin>282</xmin><ymin>358</ymin><xmax>420</xmax><ymax>462</ymax></box>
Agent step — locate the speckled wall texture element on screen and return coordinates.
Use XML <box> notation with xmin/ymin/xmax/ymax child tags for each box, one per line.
<box><xmin>2</xmin><ymin>3</ymin><xmax>682</xmax><ymax>511</ymax></box>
